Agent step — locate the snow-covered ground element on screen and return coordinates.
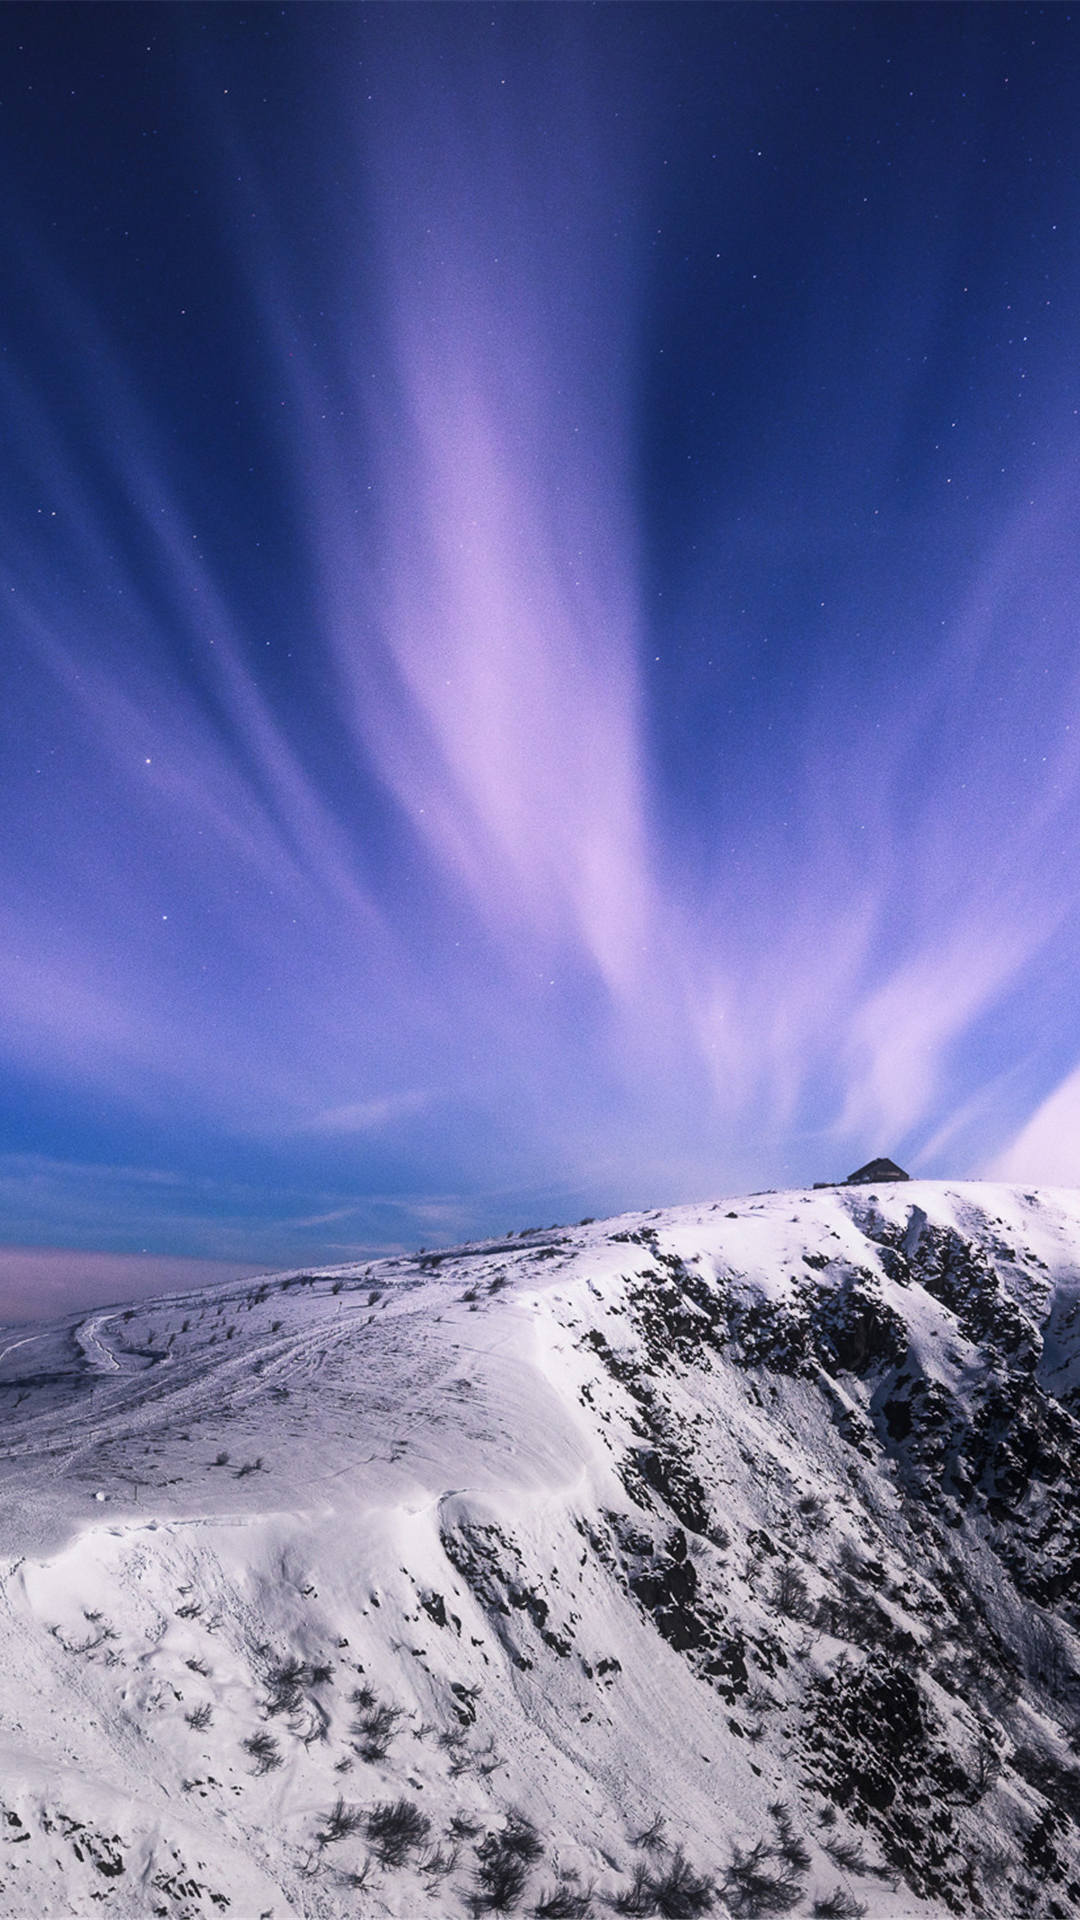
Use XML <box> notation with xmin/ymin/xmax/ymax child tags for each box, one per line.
<box><xmin>1</xmin><ymin>1182</ymin><xmax>1079</xmax><ymax>1917</ymax></box>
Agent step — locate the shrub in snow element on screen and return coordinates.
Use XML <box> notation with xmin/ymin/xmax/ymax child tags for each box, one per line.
<box><xmin>768</xmin><ymin>1803</ymin><xmax>810</xmax><ymax>1873</ymax></box>
<box><xmin>351</xmin><ymin>1697</ymin><xmax>403</xmax><ymax>1761</ymax></box>
<box><xmin>447</xmin><ymin>1732</ymin><xmax>501</xmax><ymax>1779</ymax></box>
<box><xmin>721</xmin><ymin>1839</ymin><xmax>803</xmax><ymax>1916</ymax></box>
<box><xmin>768</xmin><ymin>1564</ymin><xmax>814</xmax><ymax>1624</ymax></box>
<box><xmin>241</xmin><ymin>1730</ymin><xmax>282</xmax><ymax>1774</ymax></box>
<box><xmin>496</xmin><ymin>1811</ymin><xmax>543</xmax><ymax>1862</ymax></box>
<box><xmin>335</xmin><ymin>1858</ymin><xmax>374</xmax><ymax>1892</ymax></box>
<box><xmin>811</xmin><ymin>1893</ymin><xmax>867</xmax><ymax>1919</ymax></box>
<box><xmin>470</xmin><ymin>1814</ymin><xmax>543</xmax><ymax>1912</ymax></box>
<box><xmin>532</xmin><ymin>1884</ymin><xmax>593</xmax><ymax>1918</ymax></box>
<box><xmin>819</xmin><ymin>1834</ymin><xmax>869</xmax><ymax>1874</ymax></box>
<box><xmin>613</xmin><ymin>1861</ymin><xmax>654</xmax><ymax>1916</ymax></box>
<box><xmin>263</xmin><ymin>1656</ymin><xmax>308</xmax><ymax>1716</ymax></box>
<box><xmin>315</xmin><ymin>1796</ymin><xmax>364</xmax><ymax>1844</ymax></box>
<box><xmin>648</xmin><ymin>1846</ymin><xmax>715</xmax><ymax>1917</ymax></box>
<box><xmin>471</xmin><ymin>1847</ymin><xmax>529</xmax><ymax>1913</ymax></box>
<box><xmin>363</xmin><ymin>1797</ymin><xmax>431</xmax><ymax>1867</ymax></box>
<box><xmin>419</xmin><ymin>1839</ymin><xmax>459</xmax><ymax>1877</ymax></box>
<box><xmin>632</xmin><ymin>1812</ymin><xmax>668</xmax><ymax>1852</ymax></box>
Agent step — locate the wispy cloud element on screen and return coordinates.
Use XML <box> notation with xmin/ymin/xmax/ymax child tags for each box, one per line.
<box><xmin>300</xmin><ymin>1092</ymin><xmax>430</xmax><ymax>1136</ymax></box>
<box><xmin>989</xmin><ymin>1065</ymin><xmax>1080</xmax><ymax>1188</ymax></box>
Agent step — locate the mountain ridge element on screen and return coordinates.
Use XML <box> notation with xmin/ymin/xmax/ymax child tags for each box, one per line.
<box><xmin>0</xmin><ymin>1182</ymin><xmax>1079</xmax><ymax>1917</ymax></box>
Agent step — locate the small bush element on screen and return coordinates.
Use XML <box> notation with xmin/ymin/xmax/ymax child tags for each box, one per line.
<box><xmin>498</xmin><ymin>1812</ymin><xmax>543</xmax><ymax>1863</ymax></box>
<box><xmin>234</xmin><ymin>1456</ymin><xmax>263</xmax><ymax>1478</ymax></box>
<box><xmin>613</xmin><ymin>1863</ymin><xmax>654</xmax><ymax>1916</ymax></box>
<box><xmin>264</xmin><ymin>1656</ymin><xmax>308</xmax><ymax>1716</ymax></box>
<box><xmin>968</xmin><ymin>1734</ymin><xmax>1001</xmax><ymax>1799</ymax></box>
<box><xmin>769</xmin><ymin>1564</ymin><xmax>815</xmax><ymax>1624</ymax></box>
<box><xmin>633</xmin><ymin>1813</ymin><xmax>667</xmax><ymax>1852</ymax></box>
<box><xmin>471</xmin><ymin>1815</ymin><xmax>543</xmax><ymax>1912</ymax></box>
<box><xmin>352</xmin><ymin>1699</ymin><xmax>403</xmax><ymax>1761</ymax></box>
<box><xmin>184</xmin><ymin>1702</ymin><xmax>212</xmax><ymax>1730</ymax></box>
<box><xmin>451</xmin><ymin>1812</ymin><xmax>484</xmax><ymax>1839</ymax></box>
<box><xmin>335</xmin><ymin>1858</ymin><xmax>374</xmax><ymax>1892</ymax></box>
<box><xmin>420</xmin><ymin>1840</ymin><xmax>460</xmax><ymax>1877</ymax></box>
<box><xmin>365</xmin><ymin>1797</ymin><xmax>431</xmax><ymax>1867</ymax></box>
<box><xmin>768</xmin><ymin>1805</ymin><xmax>810</xmax><ymax>1873</ymax></box>
<box><xmin>473</xmin><ymin>1848</ymin><xmax>529</xmax><ymax>1913</ymax></box>
<box><xmin>317</xmin><ymin>1796</ymin><xmax>365</xmax><ymax>1844</ymax></box>
<box><xmin>650</xmin><ymin>1847</ymin><xmax>714</xmax><ymax>1917</ymax></box>
<box><xmin>820</xmin><ymin>1836</ymin><xmax>868</xmax><ymax>1875</ymax></box>
<box><xmin>533</xmin><ymin>1886</ymin><xmax>593</xmax><ymax>1918</ymax></box>
<box><xmin>812</xmin><ymin>1893</ymin><xmax>867</xmax><ymax>1919</ymax></box>
<box><xmin>242</xmin><ymin>1730</ymin><xmax>282</xmax><ymax>1774</ymax></box>
<box><xmin>185</xmin><ymin>1657</ymin><xmax>209</xmax><ymax>1675</ymax></box>
<box><xmin>722</xmin><ymin>1841</ymin><xmax>803</xmax><ymax>1916</ymax></box>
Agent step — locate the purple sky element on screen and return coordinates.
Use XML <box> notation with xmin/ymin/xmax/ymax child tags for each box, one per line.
<box><xmin>0</xmin><ymin>1246</ymin><xmax>265</xmax><ymax>1326</ymax></box>
<box><xmin>2</xmin><ymin>4</ymin><xmax>1080</xmax><ymax>1307</ymax></box>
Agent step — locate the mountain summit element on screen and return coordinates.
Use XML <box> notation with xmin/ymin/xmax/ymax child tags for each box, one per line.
<box><xmin>0</xmin><ymin>1182</ymin><xmax>1079</xmax><ymax>1917</ymax></box>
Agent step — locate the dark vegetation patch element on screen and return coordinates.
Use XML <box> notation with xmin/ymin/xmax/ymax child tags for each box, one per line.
<box><xmin>614</xmin><ymin>1847</ymin><xmax>714</xmax><ymax>1917</ymax></box>
<box><xmin>798</xmin><ymin>1654</ymin><xmax>975</xmax><ymax>1911</ymax></box>
<box><xmin>241</xmin><ymin>1730</ymin><xmax>281</xmax><ymax>1774</ymax></box>
<box><xmin>364</xmin><ymin>1796</ymin><xmax>431</xmax><ymax>1867</ymax></box>
<box><xmin>470</xmin><ymin>1810</ymin><xmax>543</xmax><ymax>1913</ymax></box>
<box><xmin>350</xmin><ymin>1688</ymin><xmax>403</xmax><ymax>1761</ymax></box>
<box><xmin>533</xmin><ymin>1883</ymin><xmax>593</xmax><ymax>1918</ymax></box>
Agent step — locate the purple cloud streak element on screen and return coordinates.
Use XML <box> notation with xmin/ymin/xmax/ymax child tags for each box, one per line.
<box><xmin>3</xmin><ymin>7</ymin><xmax>1080</xmax><ymax>1288</ymax></box>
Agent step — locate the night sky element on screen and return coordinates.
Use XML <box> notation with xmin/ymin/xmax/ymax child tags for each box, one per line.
<box><xmin>4</xmin><ymin>3</ymin><xmax>1080</xmax><ymax>1280</ymax></box>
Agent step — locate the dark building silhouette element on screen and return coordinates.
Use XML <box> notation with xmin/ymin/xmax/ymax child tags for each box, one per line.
<box><xmin>813</xmin><ymin>1156</ymin><xmax>910</xmax><ymax>1189</ymax></box>
<box><xmin>846</xmin><ymin>1158</ymin><xmax>909</xmax><ymax>1184</ymax></box>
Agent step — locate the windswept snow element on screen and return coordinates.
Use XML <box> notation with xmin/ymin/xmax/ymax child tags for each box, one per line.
<box><xmin>0</xmin><ymin>1185</ymin><xmax>1079</xmax><ymax>1915</ymax></box>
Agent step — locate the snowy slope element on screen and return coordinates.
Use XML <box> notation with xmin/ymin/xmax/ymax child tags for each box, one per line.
<box><xmin>1</xmin><ymin>1183</ymin><xmax>1080</xmax><ymax>1917</ymax></box>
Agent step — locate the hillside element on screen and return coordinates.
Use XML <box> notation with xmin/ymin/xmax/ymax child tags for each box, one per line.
<box><xmin>1</xmin><ymin>1182</ymin><xmax>1080</xmax><ymax>1918</ymax></box>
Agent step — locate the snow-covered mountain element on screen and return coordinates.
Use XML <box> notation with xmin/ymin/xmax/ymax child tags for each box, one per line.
<box><xmin>2</xmin><ymin>1181</ymin><xmax>1080</xmax><ymax>1919</ymax></box>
